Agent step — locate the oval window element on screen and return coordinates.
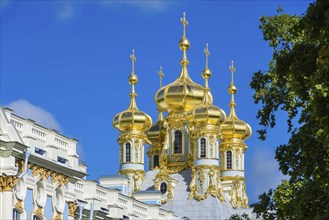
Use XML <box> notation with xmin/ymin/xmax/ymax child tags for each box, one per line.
<box><xmin>160</xmin><ymin>182</ymin><xmax>167</xmax><ymax>194</ymax></box>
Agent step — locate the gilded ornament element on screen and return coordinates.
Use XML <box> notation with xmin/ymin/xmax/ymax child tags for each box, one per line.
<box><xmin>51</xmin><ymin>173</ymin><xmax>69</xmax><ymax>187</ymax></box>
<box><xmin>68</xmin><ymin>201</ymin><xmax>78</xmax><ymax>217</ymax></box>
<box><xmin>34</xmin><ymin>206</ymin><xmax>43</xmax><ymax>217</ymax></box>
<box><xmin>32</xmin><ymin>165</ymin><xmax>51</xmax><ymax>180</ymax></box>
<box><xmin>15</xmin><ymin>200</ymin><xmax>23</xmax><ymax>211</ymax></box>
<box><xmin>0</xmin><ymin>175</ymin><xmax>18</xmax><ymax>191</ymax></box>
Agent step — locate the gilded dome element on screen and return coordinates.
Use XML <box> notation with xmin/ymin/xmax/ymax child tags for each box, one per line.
<box><xmin>221</xmin><ymin>62</ymin><xmax>252</xmax><ymax>140</ymax></box>
<box><xmin>155</xmin><ymin>70</ymin><xmax>213</xmax><ymax>113</ymax></box>
<box><xmin>190</xmin><ymin>44</ymin><xmax>226</xmax><ymax>126</ymax></box>
<box><xmin>221</xmin><ymin>110</ymin><xmax>252</xmax><ymax>140</ymax></box>
<box><xmin>155</xmin><ymin>13</ymin><xmax>212</xmax><ymax>114</ymax></box>
<box><xmin>113</xmin><ymin>104</ymin><xmax>152</xmax><ymax>132</ymax></box>
<box><xmin>112</xmin><ymin>51</ymin><xmax>152</xmax><ymax>133</ymax></box>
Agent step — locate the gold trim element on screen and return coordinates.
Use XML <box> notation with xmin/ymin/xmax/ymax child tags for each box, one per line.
<box><xmin>68</xmin><ymin>201</ymin><xmax>78</xmax><ymax>217</ymax></box>
<box><xmin>0</xmin><ymin>175</ymin><xmax>18</xmax><ymax>191</ymax></box>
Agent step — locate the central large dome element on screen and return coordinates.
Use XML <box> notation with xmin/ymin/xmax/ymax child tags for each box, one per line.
<box><xmin>155</xmin><ymin>69</ymin><xmax>213</xmax><ymax>113</ymax></box>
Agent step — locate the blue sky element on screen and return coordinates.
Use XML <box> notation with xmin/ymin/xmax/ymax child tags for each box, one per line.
<box><xmin>1</xmin><ymin>0</ymin><xmax>311</xmax><ymax>203</ymax></box>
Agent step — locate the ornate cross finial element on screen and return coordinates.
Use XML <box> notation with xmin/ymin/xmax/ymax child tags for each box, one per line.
<box><xmin>180</xmin><ymin>12</ymin><xmax>188</xmax><ymax>37</ymax></box>
<box><xmin>130</xmin><ymin>49</ymin><xmax>136</xmax><ymax>74</ymax></box>
<box><xmin>204</xmin><ymin>43</ymin><xmax>210</xmax><ymax>68</ymax></box>
<box><xmin>158</xmin><ymin>66</ymin><xmax>164</xmax><ymax>88</ymax></box>
<box><xmin>229</xmin><ymin>60</ymin><xmax>236</xmax><ymax>84</ymax></box>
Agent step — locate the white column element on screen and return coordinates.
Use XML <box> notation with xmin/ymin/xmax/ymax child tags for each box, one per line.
<box><xmin>0</xmin><ymin>191</ymin><xmax>13</xmax><ymax>219</ymax></box>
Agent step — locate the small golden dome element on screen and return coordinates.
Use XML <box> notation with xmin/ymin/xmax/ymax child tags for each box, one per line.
<box><xmin>221</xmin><ymin>61</ymin><xmax>252</xmax><ymax>140</ymax></box>
<box><xmin>112</xmin><ymin>50</ymin><xmax>152</xmax><ymax>132</ymax></box>
<box><xmin>147</xmin><ymin>119</ymin><xmax>164</xmax><ymax>146</ymax></box>
<box><xmin>190</xmin><ymin>44</ymin><xmax>226</xmax><ymax>126</ymax></box>
<box><xmin>155</xmin><ymin>13</ymin><xmax>212</xmax><ymax>113</ymax></box>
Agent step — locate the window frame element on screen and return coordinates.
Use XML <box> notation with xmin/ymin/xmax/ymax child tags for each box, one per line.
<box><xmin>226</xmin><ymin>150</ymin><xmax>232</xmax><ymax>169</ymax></box>
<box><xmin>173</xmin><ymin>130</ymin><xmax>183</xmax><ymax>154</ymax></box>
<box><xmin>153</xmin><ymin>155</ymin><xmax>159</xmax><ymax>168</ymax></box>
<box><xmin>200</xmin><ymin>137</ymin><xmax>207</xmax><ymax>158</ymax></box>
<box><xmin>125</xmin><ymin>142</ymin><xmax>131</xmax><ymax>162</ymax></box>
<box><xmin>160</xmin><ymin>182</ymin><xmax>167</xmax><ymax>194</ymax></box>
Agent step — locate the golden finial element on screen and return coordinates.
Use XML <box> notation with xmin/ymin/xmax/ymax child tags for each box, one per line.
<box><xmin>129</xmin><ymin>49</ymin><xmax>138</xmax><ymax>85</ymax></box>
<box><xmin>128</xmin><ymin>50</ymin><xmax>138</xmax><ymax>109</ymax></box>
<box><xmin>202</xmin><ymin>43</ymin><xmax>212</xmax><ymax>81</ymax></box>
<box><xmin>179</xmin><ymin>12</ymin><xmax>190</xmax><ymax>53</ymax></box>
<box><xmin>158</xmin><ymin>66</ymin><xmax>164</xmax><ymax>88</ymax></box>
<box><xmin>228</xmin><ymin>60</ymin><xmax>237</xmax><ymax>116</ymax></box>
<box><xmin>201</xmin><ymin>43</ymin><xmax>212</xmax><ymax>105</ymax></box>
<box><xmin>204</xmin><ymin>43</ymin><xmax>210</xmax><ymax>68</ymax></box>
<box><xmin>229</xmin><ymin>60</ymin><xmax>236</xmax><ymax>86</ymax></box>
<box><xmin>180</xmin><ymin>12</ymin><xmax>188</xmax><ymax>38</ymax></box>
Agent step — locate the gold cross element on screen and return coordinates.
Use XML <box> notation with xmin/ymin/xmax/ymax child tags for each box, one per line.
<box><xmin>130</xmin><ymin>49</ymin><xmax>136</xmax><ymax>73</ymax></box>
<box><xmin>229</xmin><ymin>60</ymin><xmax>236</xmax><ymax>84</ymax></box>
<box><xmin>158</xmin><ymin>66</ymin><xmax>164</xmax><ymax>87</ymax></box>
<box><xmin>229</xmin><ymin>60</ymin><xmax>236</xmax><ymax>74</ymax></box>
<box><xmin>180</xmin><ymin>12</ymin><xmax>188</xmax><ymax>37</ymax></box>
<box><xmin>204</xmin><ymin>43</ymin><xmax>210</xmax><ymax>68</ymax></box>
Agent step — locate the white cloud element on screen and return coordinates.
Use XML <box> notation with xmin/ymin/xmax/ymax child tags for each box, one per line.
<box><xmin>101</xmin><ymin>0</ymin><xmax>174</xmax><ymax>12</ymax></box>
<box><xmin>57</xmin><ymin>2</ymin><xmax>74</xmax><ymax>20</ymax></box>
<box><xmin>7</xmin><ymin>100</ymin><xmax>62</xmax><ymax>132</ymax></box>
<box><xmin>247</xmin><ymin>146</ymin><xmax>287</xmax><ymax>202</ymax></box>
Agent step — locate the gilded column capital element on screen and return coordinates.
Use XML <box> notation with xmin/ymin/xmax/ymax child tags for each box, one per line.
<box><xmin>68</xmin><ymin>201</ymin><xmax>78</xmax><ymax>217</ymax></box>
<box><xmin>51</xmin><ymin>173</ymin><xmax>69</xmax><ymax>187</ymax></box>
<box><xmin>0</xmin><ymin>175</ymin><xmax>18</xmax><ymax>191</ymax></box>
<box><xmin>32</xmin><ymin>165</ymin><xmax>51</xmax><ymax>180</ymax></box>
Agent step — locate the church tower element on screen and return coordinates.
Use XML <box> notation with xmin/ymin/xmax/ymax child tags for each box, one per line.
<box><xmin>188</xmin><ymin>44</ymin><xmax>226</xmax><ymax>201</ymax></box>
<box><xmin>112</xmin><ymin>50</ymin><xmax>152</xmax><ymax>195</ymax></box>
<box><xmin>154</xmin><ymin>13</ymin><xmax>213</xmax><ymax>173</ymax></box>
<box><xmin>220</xmin><ymin>61</ymin><xmax>252</xmax><ymax>208</ymax></box>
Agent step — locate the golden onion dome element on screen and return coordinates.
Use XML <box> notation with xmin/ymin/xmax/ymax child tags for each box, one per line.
<box><xmin>221</xmin><ymin>61</ymin><xmax>252</xmax><ymax>140</ymax></box>
<box><xmin>155</xmin><ymin>12</ymin><xmax>212</xmax><ymax>114</ymax></box>
<box><xmin>190</xmin><ymin>44</ymin><xmax>226</xmax><ymax>126</ymax></box>
<box><xmin>112</xmin><ymin>50</ymin><xmax>152</xmax><ymax>132</ymax></box>
<box><xmin>147</xmin><ymin>117</ymin><xmax>164</xmax><ymax>146</ymax></box>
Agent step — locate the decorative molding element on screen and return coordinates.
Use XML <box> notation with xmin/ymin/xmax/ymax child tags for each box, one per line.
<box><xmin>32</xmin><ymin>165</ymin><xmax>51</xmax><ymax>180</ymax></box>
<box><xmin>68</xmin><ymin>201</ymin><xmax>78</xmax><ymax>217</ymax></box>
<box><xmin>51</xmin><ymin>173</ymin><xmax>69</xmax><ymax>187</ymax></box>
<box><xmin>0</xmin><ymin>175</ymin><xmax>18</xmax><ymax>191</ymax></box>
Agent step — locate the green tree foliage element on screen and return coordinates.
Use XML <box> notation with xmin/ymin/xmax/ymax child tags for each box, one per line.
<box><xmin>250</xmin><ymin>0</ymin><xmax>329</xmax><ymax>219</ymax></box>
<box><xmin>228</xmin><ymin>213</ymin><xmax>251</xmax><ymax>220</ymax></box>
<box><xmin>250</xmin><ymin>189</ymin><xmax>277</xmax><ymax>220</ymax></box>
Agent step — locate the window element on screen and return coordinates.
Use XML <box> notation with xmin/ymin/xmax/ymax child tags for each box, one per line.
<box><xmin>57</xmin><ymin>156</ymin><xmax>68</xmax><ymax>165</ymax></box>
<box><xmin>35</xmin><ymin>147</ymin><xmax>46</xmax><ymax>156</ymax></box>
<box><xmin>125</xmin><ymin>143</ymin><xmax>131</xmax><ymax>162</ymax></box>
<box><xmin>13</xmin><ymin>209</ymin><xmax>20</xmax><ymax>220</ymax></box>
<box><xmin>160</xmin><ymin>182</ymin><xmax>167</xmax><ymax>194</ymax></box>
<box><xmin>226</xmin><ymin>151</ymin><xmax>232</xmax><ymax>169</ymax></box>
<box><xmin>123</xmin><ymin>215</ymin><xmax>129</xmax><ymax>220</ymax></box>
<box><xmin>153</xmin><ymin>155</ymin><xmax>159</xmax><ymax>168</ymax></box>
<box><xmin>200</xmin><ymin>138</ymin><xmax>206</xmax><ymax>158</ymax></box>
<box><xmin>174</xmin><ymin>130</ymin><xmax>183</xmax><ymax>154</ymax></box>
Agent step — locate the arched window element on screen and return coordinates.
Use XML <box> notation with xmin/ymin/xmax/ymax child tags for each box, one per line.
<box><xmin>153</xmin><ymin>155</ymin><xmax>159</xmax><ymax>168</ymax></box>
<box><xmin>200</xmin><ymin>138</ymin><xmax>206</xmax><ymax>158</ymax></box>
<box><xmin>174</xmin><ymin>130</ymin><xmax>183</xmax><ymax>154</ymax></box>
<box><xmin>160</xmin><ymin>182</ymin><xmax>167</xmax><ymax>194</ymax></box>
<box><xmin>226</xmin><ymin>151</ymin><xmax>232</xmax><ymax>169</ymax></box>
<box><xmin>125</xmin><ymin>143</ymin><xmax>131</xmax><ymax>162</ymax></box>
